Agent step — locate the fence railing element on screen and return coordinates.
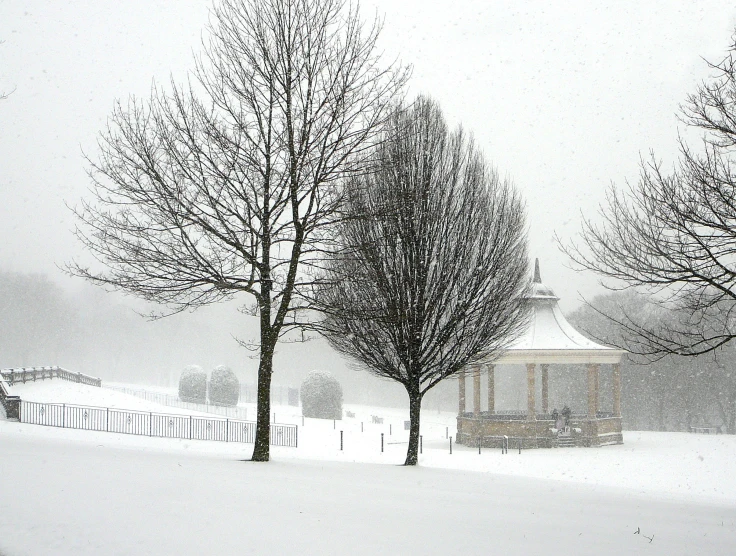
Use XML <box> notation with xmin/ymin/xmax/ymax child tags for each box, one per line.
<box><xmin>104</xmin><ymin>385</ymin><xmax>250</xmax><ymax>421</ymax></box>
<box><xmin>1</xmin><ymin>366</ymin><xmax>101</xmax><ymax>387</ymax></box>
<box><xmin>18</xmin><ymin>400</ymin><xmax>297</xmax><ymax>447</ymax></box>
<box><xmin>0</xmin><ymin>379</ymin><xmax>20</xmax><ymax>420</ymax></box>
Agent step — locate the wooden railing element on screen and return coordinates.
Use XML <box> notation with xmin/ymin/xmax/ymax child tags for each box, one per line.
<box><xmin>0</xmin><ymin>366</ymin><xmax>101</xmax><ymax>387</ymax></box>
<box><xmin>0</xmin><ymin>379</ymin><xmax>21</xmax><ymax>420</ymax></box>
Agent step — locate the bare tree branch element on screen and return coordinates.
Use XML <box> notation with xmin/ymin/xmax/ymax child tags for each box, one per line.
<box><xmin>562</xmin><ymin>29</ymin><xmax>736</xmax><ymax>359</ymax></box>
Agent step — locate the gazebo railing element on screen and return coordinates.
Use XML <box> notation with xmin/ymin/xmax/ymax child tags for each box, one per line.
<box><xmin>460</xmin><ymin>410</ymin><xmax>616</xmax><ymax>420</ymax></box>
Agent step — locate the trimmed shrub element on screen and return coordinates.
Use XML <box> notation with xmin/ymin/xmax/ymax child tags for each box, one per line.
<box><xmin>300</xmin><ymin>370</ymin><xmax>343</xmax><ymax>420</ymax></box>
<box><xmin>209</xmin><ymin>365</ymin><xmax>239</xmax><ymax>406</ymax></box>
<box><xmin>179</xmin><ymin>365</ymin><xmax>207</xmax><ymax>404</ymax></box>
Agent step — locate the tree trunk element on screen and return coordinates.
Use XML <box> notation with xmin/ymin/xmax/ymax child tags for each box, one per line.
<box><xmin>251</xmin><ymin>343</ymin><xmax>275</xmax><ymax>462</ymax></box>
<box><xmin>404</xmin><ymin>389</ymin><xmax>422</xmax><ymax>466</ymax></box>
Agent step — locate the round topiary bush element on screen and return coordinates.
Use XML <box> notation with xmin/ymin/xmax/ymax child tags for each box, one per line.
<box><xmin>209</xmin><ymin>365</ymin><xmax>240</xmax><ymax>406</ymax></box>
<box><xmin>300</xmin><ymin>370</ymin><xmax>343</xmax><ymax>420</ymax></box>
<box><xmin>179</xmin><ymin>365</ymin><xmax>207</xmax><ymax>404</ymax></box>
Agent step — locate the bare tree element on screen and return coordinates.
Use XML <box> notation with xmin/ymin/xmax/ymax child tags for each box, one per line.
<box><xmin>316</xmin><ymin>97</ymin><xmax>530</xmax><ymax>465</ymax></box>
<box><xmin>563</xmin><ymin>30</ymin><xmax>736</xmax><ymax>359</ymax></box>
<box><xmin>69</xmin><ymin>0</ymin><xmax>408</xmax><ymax>461</ymax></box>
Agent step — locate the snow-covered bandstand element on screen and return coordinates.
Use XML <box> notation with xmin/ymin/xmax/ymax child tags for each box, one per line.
<box><xmin>456</xmin><ymin>260</ymin><xmax>626</xmax><ymax>449</ymax></box>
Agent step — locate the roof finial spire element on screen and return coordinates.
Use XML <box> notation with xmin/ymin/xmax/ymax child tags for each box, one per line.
<box><xmin>533</xmin><ymin>258</ymin><xmax>541</xmax><ymax>283</ymax></box>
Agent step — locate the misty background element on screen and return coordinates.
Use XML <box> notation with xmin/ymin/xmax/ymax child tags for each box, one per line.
<box><xmin>1</xmin><ymin>1</ymin><xmax>736</xmax><ymax>426</ymax></box>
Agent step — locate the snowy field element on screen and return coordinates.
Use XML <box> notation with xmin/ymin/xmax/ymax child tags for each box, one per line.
<box><xmin>1</xmin><ymin>382</ymin><xmax>735</xmax><ymax>555</ymax></box>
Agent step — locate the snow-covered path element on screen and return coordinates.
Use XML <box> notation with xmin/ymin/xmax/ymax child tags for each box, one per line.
<box><xmin>0</xmin><ymin>422</ymin><xmax>735</xmax><ymax>556</ymax></box>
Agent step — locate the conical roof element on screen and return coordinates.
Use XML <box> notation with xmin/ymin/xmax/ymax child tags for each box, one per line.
<box><xmin>495</xmin><ymin>259</ymin><xmax>625</xmax><ymax>364</ymax></box>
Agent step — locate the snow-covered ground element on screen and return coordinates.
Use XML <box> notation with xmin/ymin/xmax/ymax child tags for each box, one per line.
<box><xmin>1</xmin><ymin>381</ymin><xmax>735</xmax><ymax>555</ymax></box>
<box><xmin>6</xmin><ymin>380</ymin><xmax>215</xmax><ymax>417</ymax></box>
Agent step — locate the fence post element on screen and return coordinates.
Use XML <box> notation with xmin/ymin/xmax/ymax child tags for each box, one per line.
<box><xmin>381</xmin><ymin>432</ymin><xmax>384</xmax><ymax>453</ymax></box>
<box><xmin>420</xmin><ymin>435</ymin><xmax>423</xmax><ymax>454</ymax></box>
<box><xmin>106</xmin><ymin>407</ymin><xmax>109</xmax><ymax>432</ymax></box>
<box><xmin>149</xmin><ymin>412</ymin><xmax>152</xmax><ymax>436</ymax></box>
<box><xmin>189</xmin><ymin>415</ymin><xmax>192</xmax><ymax>439</ymax></box>
<box><xmin>446</xmin><ymin>426</ymin><xmax>448</xmax><ymax>439</ymax></box>
<box><xmin>519</xmin><ymin>439</ymin><xmax>521</xmax><ymax>454</ymax></box>
<box><xmin>340</xmin><ymin>430</ymin><xmax>343</xmax><ymax>451</ymax></box>
<box><xmin>333</xmin><ymin>419</ymin><xmax>335</xmax><ymax>430</ymax></box>
<box><xmin>390</xmin><ymin>423</ymin><xmax>392</xmax><ymax>435</ymax></box>
<box><xmin>361</xmin><ymin>422</ymin><xmax>363</xmax><ymax>433</ymax></box>
<box><xmin>449</xmin><ymin>436</ymin><xmax>452</xmax><ymax>455</ymax></box>
<box><xmin>226</xmin><ymin>419</ymin><xmax>229</xmax><ymax>442</ymax></box>
<box><xmin>62</xmin><ymin>403</ymin><xmax>66</xmax><ymax>428</ymax></box>
<box><xmin>478</xmin><ymin>436</ymin><xmax>481</xmax><ymax>455</ymax></box>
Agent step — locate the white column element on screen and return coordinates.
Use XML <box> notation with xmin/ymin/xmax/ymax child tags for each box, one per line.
<box><xmin>587</xmin><ymin>364</ymin><xmax>600</xmax><ymax>418</ymax></box>
<box><xmin>526</xmin><ymin>363</ymin><xmax>536</xmax><ymax>421</ymax></box>
<box><xmin>458</xmin><ymin>368</ymin><xmax>466</xmax><ymax>415</ymax></box>
<box><xmin>473</xmin><ymin>366</ymin><xmax>481</xmax><ymax>416</ymax></box>
<box><xmin>541</xmin><ymin>364</ymin><xmax>549</xmax><ymax>414</ymax></box>
<box><xmin>487</xmin><ymin>364</ymin><xmax>495</xmax><ymax>413</ymax></box>
<box><xmin>612</xmin><ymin>363</ymin><xmax>621</xmax><ymax>418</ymax></box>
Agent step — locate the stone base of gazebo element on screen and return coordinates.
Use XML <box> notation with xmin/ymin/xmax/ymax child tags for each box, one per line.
<box><xmin>456</xmin><ymin>412</ymin><xmax>623</xmax><ymax>449</ymax></box>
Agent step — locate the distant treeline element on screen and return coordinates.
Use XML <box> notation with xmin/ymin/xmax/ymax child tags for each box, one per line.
<box><xmin>562</xmin><ymin>291</ymin><xmax>736</xmax><ymax>434</ymax></box>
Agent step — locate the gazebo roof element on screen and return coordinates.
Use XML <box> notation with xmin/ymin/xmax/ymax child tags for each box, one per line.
<box><xmin>494</xmin><ymin>260</ymin><xmax>625</xmax><ymax>365</ymax></box>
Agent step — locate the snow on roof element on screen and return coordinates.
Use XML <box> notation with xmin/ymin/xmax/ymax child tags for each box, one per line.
<box><xmin>495</xmin><ymin>260</ymin><xmax>625</xmax><ymax>364</ymax></box>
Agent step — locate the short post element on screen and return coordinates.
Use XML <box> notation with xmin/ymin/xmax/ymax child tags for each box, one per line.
<box><xmin>340</xmin><ymin>430</ymin><xmax>343</xmax><ymax>451</ymax></box>
<box><xmin>446</xmin><ymin>426</ymin><xmax>448</xmax><ymax>439</ymax></box>
<box><xmin>302</xmin><ymin>415</ymin><xmax>304</xmax><ymax>426</ymax></box>
<box><xmin>333</xmin><ymin>419</ymin><xmax>336</xmax><ymax>430</ymax></box>
<box><xmin>449</xmin><ymin>436</ymin><xmax>453</xmax><ymax>455</ymax></box>
<box><xmin>381</xmin><ymin>432</ymin><xmax>384</xmax><ymax>453</ymax></box>
<box><xmin>361</xmin><ymin>422</ymin><xmax>363</xmax><ymax>433</ymax></box>
<box><xmin>273</xmin><ymin>412</ymin><xmax>276</xmax><ymax>423</ymax></box>
<box><xmin>518</xmin><ymin>439</ymin><xmax>521</xmax><ymax>454</ymax></box>
<box><xmin>478</xmin><ymin>436</ymin><xmax>481</xmax><ymax>454</ymax></box>
<box><xmin>390</xmin><ymin>423</ymin><xmax>392</xmax><ymax>435</ymax></box>
<box><xmin>420</xmin><ymin>435</ymin><xmax>423</xmax><ymax>454</ymax></box>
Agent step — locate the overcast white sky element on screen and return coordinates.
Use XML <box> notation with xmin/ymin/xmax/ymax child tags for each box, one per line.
<box><xmin>1</xmin><ymin>0</ymin><xmax>735</xmax><ymax>313</ymax></box>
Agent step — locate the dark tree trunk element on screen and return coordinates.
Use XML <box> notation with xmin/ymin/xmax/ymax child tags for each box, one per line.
<box><xmin>404</xmin><ymin>388</ymin><xmax>422</xmax><ymax>466</ymax></box>
<box><xmin>252</xmin><ymin>346</ymin><xmax>274</xmax><ymax>461</ymax></box>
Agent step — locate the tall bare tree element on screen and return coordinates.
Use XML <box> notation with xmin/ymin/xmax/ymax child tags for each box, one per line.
<box><xmin>564</xmin><ymin>30</ymin><xmax>736</xmax><ymax>359</ymax></box>
<box><xmin>316</xmin><ymin>97</ymin><xmax>530</xmax><ymax>465</ymax></box>
<box><xmin>69</xmin><ymin>0</ymin><xmax>407</xmax><ymax>461</ymax></box>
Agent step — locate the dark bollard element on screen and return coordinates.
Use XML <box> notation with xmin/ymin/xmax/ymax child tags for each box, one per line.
<box><xmin>340</xmin><ymin>430</ymin><xmax>343</xmax><ymax>451</ymax></box>
<box><xmin>518</xmin><ymin>439</ymin><xmax>521</xmax><ymax>454</ymax></box>
<box><xmin>420</xmin><ymin>435</ymin><xmax>423</xmax><ymax>454</ymax></box>
<box><xmin>478</xmin><ymin>436</ymin><xmax>481</xmax><ymax>454</ymax></box>
<box><xmin>390</xmin><ymin>424</ymin><xmax>392</xmax><ymax>435</ymax></box>
<box><xmin>381</xmin><ymin>432</ymin><xmax>384</xmax><ymax>453</ymax></box>
<box><xmin>449</xmin><ymin>436</ymin><xmax>453</xmax><ymax>455</ymax></box>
